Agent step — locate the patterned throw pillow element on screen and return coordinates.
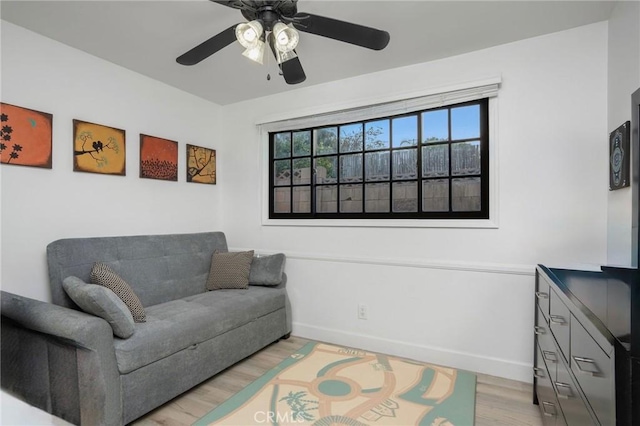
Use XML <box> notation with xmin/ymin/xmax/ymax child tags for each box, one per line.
<box><xmin>90</xmin><ymin>262</ymin><xmax>146</xmax><ymax>323</ymax></box>
<box><xmin>206</xmin><ymin>250</ymin><xmax>254</xmax><ymax>290</ymax></box>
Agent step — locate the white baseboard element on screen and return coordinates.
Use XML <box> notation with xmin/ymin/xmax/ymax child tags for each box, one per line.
<box><xmin>293</xmin><ymin>322</ymin><xmax>533</xmax><ymax>384</ymax></box>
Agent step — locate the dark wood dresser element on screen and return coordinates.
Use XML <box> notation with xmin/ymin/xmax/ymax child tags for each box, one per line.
<box><xmin>533</xmin><ymin>265</ymin><xmax>640</xmax><ymax>426</ymax></box>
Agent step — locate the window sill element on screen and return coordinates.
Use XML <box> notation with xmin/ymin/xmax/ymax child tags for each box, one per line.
<box><xmin>260</xmin><ymin>218</ymin><xmax>498</xmax><ymax>229</ymax></box>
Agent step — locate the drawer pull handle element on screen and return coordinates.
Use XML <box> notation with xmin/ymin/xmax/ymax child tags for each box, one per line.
<box><xmin>534</xmin><ymin>326</ymin><xmax>546</xmax><ymax>335</ymax></box>
<box><xmin>536</xmin><ymin>291</ymin><xmax>549</xmax><ymax>299</ymax></box>
<box><xmin>543</xmin><ymin>350</ymin><xmax>557</xmax><ymax>363</ymax></box>
<box><xmin>541</xmin><ymin>401</ymin><xmax>557</xmax><ymax>417</ymax></box>
<box><xmin>573</xmin><ymin>356</ymin><xmax>600</xmax><ymax>376</ymax></box>
<box><xmin>550</xmin><ymin>315</ymin><xmax>566</xmax><ymax>325</ymax></box>
<box><xmin>554</xmin><ymin>382</ymin><xmax>573</xmax><ymax>399</ymax></box>
<box><xmin>533</xmin><ymin>367</ymin><xmax>546</xmax><ymax>379</ymax></box>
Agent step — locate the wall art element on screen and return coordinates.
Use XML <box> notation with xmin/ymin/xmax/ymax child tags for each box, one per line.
<box><xmin>0</xmin><ymin>102</ymin><xmax>53</xmax><ymax>168</ymax></box>
<box><xmin>186</xmin><ymin>144</ymin><xmax>216</xmax><ymax>184</ymax></box>
<box><xmin>609</xmin><ymin>121</ymin><xmax>630</xmax><ymax>190</ymax></box>
<box><xmin>73</xmin><ymin>119</ymin><xmax>126</xmax><ymax>175</ymax></box>
<box><xmin>140</xmin><ymin>134</ymin><xmax>178</xmax><ymax>181</ymax></box>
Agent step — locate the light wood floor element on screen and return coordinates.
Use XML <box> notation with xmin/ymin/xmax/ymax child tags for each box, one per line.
<box><xmin>134</xmin><ymin>336</ymin><xmax>543</xmax><ymax>426</ymax></box>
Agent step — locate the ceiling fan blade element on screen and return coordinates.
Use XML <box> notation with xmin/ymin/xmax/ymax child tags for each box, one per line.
<box><xmin>210</xmin><ymin>0</ymin><xmax>251</xmax><ymax>11</ymax></box>
<box><xmin>280</xmin><ymin>55</ymin><xmax>306</xmax><ymax>85</ymax></box>
<box><xmin>176</xmin><ymin>25</ymin><xmax>238</xmax><ymax>66</ymax></box>
<box><xmin>293</xmin><ymin>13</ymin><xmax>390</xmax><ymax>51</ymax></box>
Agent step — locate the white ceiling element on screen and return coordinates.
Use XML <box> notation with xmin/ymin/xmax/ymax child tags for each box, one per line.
<box><xmin>1</xmin><ymin>0</ymin><xmax>616</xmax><ymax>106</ymax></box>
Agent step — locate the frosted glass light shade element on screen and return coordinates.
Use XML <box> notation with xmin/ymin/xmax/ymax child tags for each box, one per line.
<box><xmin>272</xmin><ymin>22</ymin><xmax>299</xmax><ymax>53</ymax></box>
<box><xmin>242</xmin><ymin>39</ymin><xmax>265</xmax><ymax>64</ymax></box>
<box><xmin>275</xmin><ymin>49</ymin><xmax>298</xmax><ymax>64</ymax></box>
<box><xmin>236</xmin><ymin>20</ymin><xmax>263</xmax><ymax>48</ymax></box>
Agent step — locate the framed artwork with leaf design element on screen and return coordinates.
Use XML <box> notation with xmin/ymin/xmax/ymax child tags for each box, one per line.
<box><xmin>186</xmin><ymin>144</ymin><xmax>216</xmax><ymax>184</ymax></box>
<box><xmin>140</xmin><ymin>134</ymin><xmax>178</xmax><ymax>181</ymax></box>
<box><xmin>0</xmin><ymin>102</ymin><xmax>53</xmax><ymax>168</ymax></box>
<box><xmin>73</xmin><ymin>119</ymin><xmax>125</xmax><ymax>175</ymax></box>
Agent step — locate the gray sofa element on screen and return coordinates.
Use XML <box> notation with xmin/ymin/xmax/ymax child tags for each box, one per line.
<box><xmin>1</xmin><ymin>232</ymin><xmax>292</xmax><ymax>425</ymax></box>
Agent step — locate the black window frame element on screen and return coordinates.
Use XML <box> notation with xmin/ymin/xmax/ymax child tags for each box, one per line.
<box><xmin>269</xmin><ymin>98</ymin><xmax>489</xmax><ymax>220</ymax></box>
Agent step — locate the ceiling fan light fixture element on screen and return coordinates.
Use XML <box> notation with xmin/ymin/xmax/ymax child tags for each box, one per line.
<box><xmin>275</xmin><ymin>49</ymin><xmax>298</xmax><ymax>64</ymax></box>
<box><xmin>272</xmin><ymin>22</ymin><xmax>299</xmax><ymax>53</ymax></box>
<box><xmin>242</xmin><ymin>39</ymin><xmax>265</xmax><ymax>64</ymax></box>
<box><xmin>235</xmin><ymin>20</ymin><xmax>263</xmax><ymax>48</ymax></box>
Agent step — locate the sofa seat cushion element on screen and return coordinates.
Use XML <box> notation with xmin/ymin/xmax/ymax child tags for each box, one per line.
<box><xmin>113</xmin><ymin>286</ymin><xmax>286</xmax><ymax>374</ymax></box>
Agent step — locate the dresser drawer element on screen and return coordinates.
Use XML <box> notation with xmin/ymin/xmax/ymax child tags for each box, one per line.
<box><xmin>536</xmin><ymin>343</ymin><xmax>565</xmax><ymax>426</ymax></box>
<box><xmin>536</xmin><ymin>274</ymin><xmax>551</xmax><ymax>319</ymax></box>
<box><xmin>570</xmin><ymin>316</ymin><xmax>614</xmax><ymax>425</ymax></box>
<box><xmin>555</xmin><ymin>355</ymin><xmax>596</xmax><ymax>425</ymax></box>
<box><xmin>550</xmin><ymin>289</ymin><xmax>570</xmax><ymax>362</ymax></box>
<box><xmin>536</xmin><ymin>306</ymin><xmax>559</xmax><ymax>380</ymax></box>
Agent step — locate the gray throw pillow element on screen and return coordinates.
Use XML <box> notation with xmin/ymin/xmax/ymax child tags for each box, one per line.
<box><xmin>249</xmin><ymin>253</ymin><xmax>286</xmax><ymax>286</ymax></box>
<box><xmin>62</xmin><ymin>276</ymin><xmax>135</xmax><ymax>338</ymax></box>
<box><xmin>206</xmin><ymin>250</ymin><xmax>254</xmax><ymax>290</ymax></box>
<box><xmin>90</xmin><ymin>262</ymin><xmax>146</xmax><ymax>323</ymax></box>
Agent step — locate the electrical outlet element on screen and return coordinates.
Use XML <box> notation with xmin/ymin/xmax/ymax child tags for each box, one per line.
<box><xmin>358</xmin><ymin>303</ymin><xmax>368</xmax><ymax>320</ymax></box>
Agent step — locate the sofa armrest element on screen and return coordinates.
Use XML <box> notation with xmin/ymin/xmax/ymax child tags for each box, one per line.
<box><xmin>1</xmin><ymin>291</ymin><xmax>122</xmax><ymax>426</ymax></box>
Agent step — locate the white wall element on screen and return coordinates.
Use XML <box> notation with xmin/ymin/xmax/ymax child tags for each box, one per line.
<box><xmin>0</xmin><ymin>21</ymin><xmax>224</xmax><ymax>301</ymax></box>
<box><xmin>606</xmin><ymin>0</ymin><xmax>640</xmax><ymax>267</ymax></box>
<box><xmin>220</xmin><ymin>22</ymin><xmax>609</xmax><ymax>382</ymax></box>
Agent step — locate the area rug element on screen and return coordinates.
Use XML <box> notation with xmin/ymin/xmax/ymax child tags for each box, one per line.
<box><xmin>195</xmin><ymin>342</ymin><xmax>476</xmax><ymax>426</ymax></box>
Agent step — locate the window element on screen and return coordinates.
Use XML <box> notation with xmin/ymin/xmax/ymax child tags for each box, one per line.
<box><xmin>269</xmin><ymin>98</ymin><xmax>489</xmax><ymax>220</ymax></box>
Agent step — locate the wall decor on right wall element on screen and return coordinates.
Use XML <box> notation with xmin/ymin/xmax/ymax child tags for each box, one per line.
<box><xmin>186</xmin><ymin>144</ymin><xmax>216</xmax><ymax>184</ymax></box>
<box><xmin>609</xmin><ymin>120</ymin><xmax>630</xmax><ymax>190</ymax></box>
<box><xmin>0</xmin><ymin>102</ymin><xmax>53</xmax><ymax>169</ymax></box>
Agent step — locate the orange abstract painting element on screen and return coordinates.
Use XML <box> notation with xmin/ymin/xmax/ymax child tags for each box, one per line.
<box><xmin>140</xmin><ymin>134</ymin><xmax>178</xmax><ymax>181</ymax></box>
<box><xmin>0</xmin><ymin>103</ymin><xmax>53</xmax><ymax>168</ymax></box>
<box><xmin>73</xmin><ymin>119</ymin><xmax>126</xmax><ymax>175</ymax></box>
<box><xmin>187</xmin><ymin>144</ymin><xmax>216</xmax><ymax>184</ymax></box>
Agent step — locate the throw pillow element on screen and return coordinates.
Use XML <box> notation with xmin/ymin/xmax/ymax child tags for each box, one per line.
<box><xmin>62</xmin><ymin>276</ymin><xmax>135</xmax><ymax>338</ymax></box>
<box><xmin>206</xmin><ymin>250</ymin><xmax>254</xmax><ymax>290</ymax></box>
<box><xmin>90</xmin><ymin>262</ymin><xmax>146</xmax><ymax>323</ymax></box>
<box><xmin>249</xmin><ymin>253</ymin><xmax>286</xmax><ymax>286</ymax></box>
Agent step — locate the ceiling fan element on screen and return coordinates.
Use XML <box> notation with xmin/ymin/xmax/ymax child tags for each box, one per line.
<box><xmin>176</xmin><ymin>0</ymin><xmax>390</xmax><ymax>85</ymax></box>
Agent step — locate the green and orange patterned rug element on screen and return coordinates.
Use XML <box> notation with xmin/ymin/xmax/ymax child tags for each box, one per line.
<box><xmin>195</xmin><ymin>342</ymin><xmax>476</xmax><ymax>426</ymax></box>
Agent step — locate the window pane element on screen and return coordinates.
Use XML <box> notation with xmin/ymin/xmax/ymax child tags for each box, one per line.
<box><xmin>452</xmin><ymin>141</ymin><xmax>481</xmax><ymax>175</ymax></box>
<box><xmin>293</xmin><ymin>158</ymin><xmax>311</xmax><ymax>185</ymax></box>
<box><xmin>392</xmin><ymin>115</ymin><xmax>418</xmax><ymax>147</ymax></box>
<box><xmin>452</xmin><ymin>177</ymin><xmax>481</xmax><ymax>211</ymax></box>
<box><xmin>392</xmin><ymin>181</ymin><xmax>418</xmax><ymax>212</ymax></box>
<box><xmin>365</xmin><ymin>120</ymin><xmax>390</xmax><ymax>150</ymax></box>
<box><xmin>316</xmin><ymin>185</ymin><xmax>337</xmax><ymax>213</ymax></box>
<box><xmin>293</xmin><ymin>186</ymin><xmax>311</xmax><ymax>213</ymax></box>
<box><xmin>273</xmin><ymin>187</ymin><xmax>290</xmax><ymax>213</ymax></box>
<box><xmin>451</xmin><ymin>105</ymin><xmax>480</xmax><ymax>140</ymax></box>
<box><xmin>293</xmin><ymin>131</ymin><xmax>311</xmax><ymax>157</ymax></box>
<box><xmin>392</xmin><ymin>148</ymin><xmax>417</xmax><ymax>180</ymax></box>
<box><xmin>274</xmin><ymin>160</ymin><xmax>290</xmax><ymax>186</ymax></box>
<box><xmin>340</xmin><ymin>184</ymin><xmax>363</xmax><ymax>213</ymax></box>
<box><xmin>422</xmin><ymin>145</ymin><xmax>449</xmax><ymax>177</ymax></box>
<box><xmin>340</xmin><ymin>153</ymin><xmax>363</xmax><ymax>183</ymax></box>
<box><xmin>315</xmin><ymin>156</ymin><xmax>337</xmax><ymax>184</ymax></box>
<box><xmin>422</xmin><ymin>109</ymin><xmax>448</xmax><ymax>143</ymax></box>
<box><xmin>314</xmin><ymin>127</ymin><xmax>337</xmax><ymax>155</ymax></box>
<box><xmin>422</xmin><ymin>179</ymin><xmax>449</xmax><ymax>212</ymax></box>
<box><xmin>365</xmin><ymin>183</ymin><xmax>390</xmax><ymax>212</ymax></box>
<box><xmin>365</xmin><ymin>151</ymin><xmax>390</xmax><ymax>182</ymax></box>
<box><xmin>274</xmin><ymin>132</ymin><xmax>291</xmax><ymax>158</ymax></box>
<box><xmin>339</xmin><ymin>123</ymin><xmax>363</xmax><ymax>153</ymax></box>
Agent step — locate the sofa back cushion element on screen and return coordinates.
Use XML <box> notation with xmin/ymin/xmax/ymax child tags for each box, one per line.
<box><xmin>47</xmin><ymin>232</ymin><xmax>228</xmax><ymax>308</ymax></box>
